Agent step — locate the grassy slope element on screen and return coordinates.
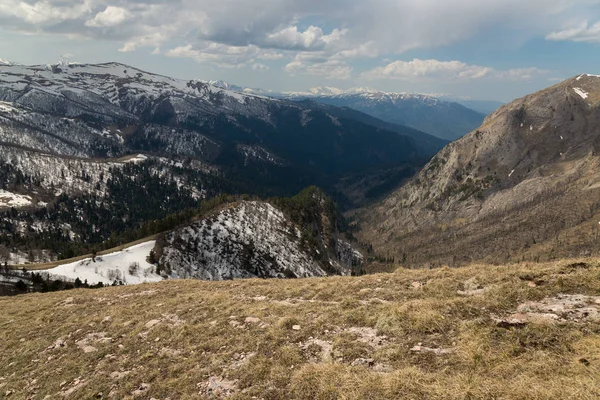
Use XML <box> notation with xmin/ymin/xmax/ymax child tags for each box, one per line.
<box><xmin>1</xmin><ymin>260</ymin><xmax>600</xmax><ymax>399</ymax></box>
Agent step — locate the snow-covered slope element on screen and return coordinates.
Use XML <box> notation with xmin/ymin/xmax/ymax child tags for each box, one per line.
<box><xmin>0</xmin><ymin>144</ymin><xmax>210</xmax><ymax>209</ymax></box>
<box><xmin>159</xmin><ymin>201</ymin><xmax>361</xmax><ymax>280</ymax></box>
<box><xmin>0</xmin><ymin>61</ymin><xmax>427</xmax><ymax>185</ymax></box>
<box><xmin>47</xmin><ymin>241</ymin><xmax>162</xmax><ymax>285</ymax></box>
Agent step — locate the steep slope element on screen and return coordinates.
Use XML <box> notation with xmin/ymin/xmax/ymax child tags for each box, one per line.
<box><xmin>286</xmin><ymin>89</ymin><xmax>486</xmax><ymax>141</ymax></box>
<box><xmin>1</xmin><ymin>259</ymin><xmax>599</xmax><ymax>398</ymax></box>
<box><xmin>158</xmin><ymin>200</ymin><xmax>361</xmax><ymax>280</ymax></box>
<box><xmin>302</xmin><ymin>100</ymin><xmax>448</xmax><ymax>156</ymax></box>
<box><xmin>358</xmin><ymin>74</ymin><xmax>600</xmax><ymax>266</ymax></box>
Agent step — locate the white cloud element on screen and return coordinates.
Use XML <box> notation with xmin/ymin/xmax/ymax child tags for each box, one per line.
<box><xmin>119</xmin><ymin>32</ymin><xmax>166</xmax><ymax>52</ymax></box>
<box><xmin>0</xmin><ymin>0</ymin><xmax>92</xmax><ymax>24</ymax></box>
<box><xmin>265</xmin><ymin>26</ymin><xmax>346</xmax><ymax>50</ymax></box>
<box><xmin>546</xmin><ymin>21</ymin><xmax>600</xmax><ymax>43</ymax></box>
<box><xmin>363</xmin><ymin>59</ymin><xmax>548</xmax><ymax>81</ymax></box>
<box><xmin>252</xmin><ymin>63</ymin><xmax>269</xmax><ymax>71</ymax></box>
<box><xmin>285</xmin><ymin>55</ymin><xmax>352</xmax><ymax>80</ymax></box>
<box><xmin>166</xmin><ymin>43</ymin><xmax>282</xmax><ymax>69</ymax></box>
<box><xmin>85</xmin><ymin>6</ymin><xmax>130</xmax><ymax>28</ymax></box>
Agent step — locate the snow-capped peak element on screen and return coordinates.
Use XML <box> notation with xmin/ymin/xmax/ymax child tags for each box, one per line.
<box><xmin>0</xmin><ymin>58</ymin><xmax>15</xmax><ymax>66</ymax></box>
<box><xmin>207</xmin><ymin>80</ymin><xmax>236</xmax><ymax>90</ymax></box>
<box><xmin>282</xmin><ymin>86</ymin><xmax>442</xmax><ymax>102</ymax></box>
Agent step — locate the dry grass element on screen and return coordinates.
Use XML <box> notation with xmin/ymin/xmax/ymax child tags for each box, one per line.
<box><xmin>1</xmin><ymin>259</ymin><xmax>600</xmax><ymax>399</ymax></box>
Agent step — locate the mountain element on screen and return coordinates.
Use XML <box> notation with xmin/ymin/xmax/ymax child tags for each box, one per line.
<box><xmin>357</xmin><ymin>74</ymin><xmax>600</xmax><ymax>267</ymax></box>
<box><xmin>1</xmin><ymin>60</ymin><xmax>433</xmax><ymax>267</ymax></box>
<box><xmin>0</xmin><ymin>62</ymin><xmax>437</xmax><ymax>200</ymax></box>
<box><xmin>157</xmin><ymin>190</ymin><xmax>363</xmax><ymax>280</ymax></box>
<box><xmin>304</xmin><ymin>90</ymin><xmax>487</xmax><ymax>142</ymax></box>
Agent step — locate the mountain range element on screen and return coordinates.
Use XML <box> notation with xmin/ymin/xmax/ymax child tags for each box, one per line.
<box><xmin>3</xmin><ymin>58</ymin><xmax>599</xmax><ymax>284</ymax></box>
<box><xmin>0</xmin><ymin>60</ymin><xmax>439</xmax><ymax>272</ymax></box>
<box><xmin>207</xmin><ymin>82</ymin><xmax>492</xmax><ymax>141</ymax></box>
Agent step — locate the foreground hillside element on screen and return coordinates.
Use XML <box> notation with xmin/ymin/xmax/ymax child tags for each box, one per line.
<box><xmin>1</xmin><ymin>259</ymin><xmax>599</xmax><ymax>399</ymax></box>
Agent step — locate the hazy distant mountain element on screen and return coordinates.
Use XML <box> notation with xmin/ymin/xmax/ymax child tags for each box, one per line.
<box><xmin>453</xmin><ymin>99</ymin><xmax>505</xmax><ymax>115</ymax></box>
<box><xmin>280</xmin><ymin>87</ymin><xmax>486</xmax><ymax>141</ymax></box>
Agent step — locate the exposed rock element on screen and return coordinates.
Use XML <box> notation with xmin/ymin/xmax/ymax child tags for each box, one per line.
<box><xmin>132</xmin><ymin>383</ymin><xmax>150</xmax><ymax>397</ymax></box>
<box><xmin>410</xmin><ymin>345</ymin><xmax>454</xmax><ymax>355</ymax></box>
<box><xmin>347</xmin><ymin>327</ymin><xmax>388</xmax><ymax>348</ymax></box>
<box><xmin>199</xmin><ymin>376</ymin><xmax>237</xmax><ymax>397</ymax></box>
<box><xmin>75</xmin><ymin>332</ymin><xmax>111</xmax><ymax>353</ymax></box>
<box><xmin>45</xmin><ymin>339</ymin><xmax>67</xmax><ymax>352</ymax></box>
<box><xmin>145</xmin><ymin>319</ymin><xmax>161</xmax><ymax>329</ymax></box>
<box><xmin>517</xmin><ymin>294</ymin><xmax>600</xmax><ymax>322</ymax></box>
<box><xmin>300</xmin><ymin>339</ymin><xmax>333</xmax><ymax>363</ymax></box>
<box><xmin>351</xmin><ymin>358</ymin><xmax>375</xmax><ymax>367</ymax></box>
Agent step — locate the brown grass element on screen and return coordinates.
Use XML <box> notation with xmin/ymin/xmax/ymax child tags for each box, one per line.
<box><xmin>1</xmin><ymin>259</ymin><xmax>599</xmax><ymax>399</ymax></box>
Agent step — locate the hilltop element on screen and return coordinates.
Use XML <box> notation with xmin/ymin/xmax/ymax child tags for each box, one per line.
<box><xmin>0</xmin><ymin>258</ymin><xmax>599</xmax><ymax>399</ymax></box>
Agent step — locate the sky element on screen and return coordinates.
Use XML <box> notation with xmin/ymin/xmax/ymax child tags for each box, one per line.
<box><xmin>0</xmin><ymin>0</ymin><xmax>600</xmax><ymax>102</ymax></box>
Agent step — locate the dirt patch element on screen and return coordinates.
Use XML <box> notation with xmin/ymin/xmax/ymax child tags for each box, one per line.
<box><xmin>494</xmin><ymin>294</ymin><xmax>600</xmax><ymax>326</ymax></box>
<box><xmin>198</xmin><ymin>376</ymin><xmax>238</xmax><ymax>397</ymax></box>
<box><xmin>347</xmin><ymin>327</ymin><xmax>388</xmax><ymax>349</ymax></box>
<box><xmin>300</xmin><ymin>338</ymin><xmax>333</xmax><ymax>363</ymax></box>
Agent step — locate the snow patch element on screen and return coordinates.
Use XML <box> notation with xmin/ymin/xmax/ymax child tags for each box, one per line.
<box><xmin>47</xmin><ymin>241</ymin><xmax>162</xmax><ymax>285</ymax></box>
<box><xmin>0</xmin><ymin>190</ymin><xmax>32</xmax><ymax>208</ymax></box>
<box><xmin>508</xmin><ymin>170</ymin><xmax>515</xmax><ymax>178</ymax></box>
<box><xmin>125</xmin><ymin>154</ymin><xmax>149</xmax><ymax>164</ymax></box>
<box><xmin>0</xmin><ymin>101</ymin><xmax>17</xmax><ymax>113</ymax></box>
<box><xmin>573</xmin><ymin>87</ymin><xmax>589</xmax><ymax>99</ymax></box>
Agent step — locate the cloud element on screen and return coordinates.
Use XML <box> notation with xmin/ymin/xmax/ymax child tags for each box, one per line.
<box><xmin>285</xmin><ymin>54</ymin><xmax>352</xmax><ymax>80</ymax></box>
<box><xmin>0</xmin><ymin>0</ymin><xmax>596</xmax><ymax>81</ymax></box>
<box><xmin>166</xmin><ymin>43</ymin><xmax>282</xmax><ymax>69</ymax></box>
<box><xmin>264</xmin><ymin>26</ymin><xmax>347</xmax><ymax>51</ymax></box>
<box><xmin>1</xmin><ymin>1</ymin><xmax>596</xmax><ymax>53</ymax></box>
<box><xmin>0</xmin><ymin>0</ymin><xmax>92</xmax><ymax>25</ymax></box>
<box><xmin>251</xmin><ymin>63</ymin><xmax>269</xmax><ymax>71</ymax></box>
<box><xmin>363</xmin><ymin>59</ymin><xmax>549</xmax><ymax>81</ymax></box>
<box><xmin>85</xmin><ymin>6</ymin><xmax>130</xmax><ymax>28</ymax></box>
<box><xmin>546</xmin><ymin>21</ymin><xmax>600</xmax><ymax>43</ymax></box>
